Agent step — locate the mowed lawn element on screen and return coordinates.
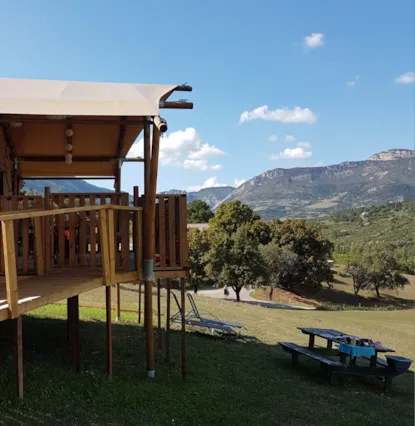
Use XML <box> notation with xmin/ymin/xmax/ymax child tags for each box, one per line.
<box><xmin>0</xmin><ymin>284</ymin><xmax>413</xmax><ymax>426</ymax></box>
<box><xmin>252</xmin><ymin>267</ymin><xmax>415</xmax><ymax>309</ymax></box>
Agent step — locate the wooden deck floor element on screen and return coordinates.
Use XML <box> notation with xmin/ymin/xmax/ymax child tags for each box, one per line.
<box><xmin>0</xmin><ymin>269</ymin><xmax>104</xmax><ymax>322</ymax></box>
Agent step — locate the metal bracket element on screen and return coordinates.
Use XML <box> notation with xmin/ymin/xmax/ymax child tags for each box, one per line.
<box><xmin>143</xmin><ymin>259</ymin><xmax>154</xmax><ymax>281</ymax></box>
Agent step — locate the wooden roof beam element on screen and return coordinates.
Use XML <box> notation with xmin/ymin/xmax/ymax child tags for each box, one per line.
<box><xmin>173</xmin><ymin>85</ymin><xmax>192</xmax><ymax>92</ymax></box>
<box><xmin>159</xmin><ymin>101</ymin><xmax>193</xmax><ymax>110</ymax></box>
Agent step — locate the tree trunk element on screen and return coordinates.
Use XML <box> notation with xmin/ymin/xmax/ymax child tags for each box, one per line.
<box><xmin>194</xmin><ymin>282</ymin><xmax>198</xmax><ymax>294</ymax></box>
<box><xmin>375</xmin><ymin>286</ymin><xmax>380</xmax><ymax>298</ymax></box>
<box><xmin>234</xmin><ymin>287</ymin><xmax>241</xmax><ymax>302</ymax></box>
<box><xmin>269</xmin><ymin>287</ymin><xmax>274</xmax><ymax>300</ymax></box>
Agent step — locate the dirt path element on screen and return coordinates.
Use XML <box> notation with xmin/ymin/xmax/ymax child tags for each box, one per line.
<box><xmin>197</xmin><ymin>287</ymin><xmax>316</xmax><ymax>310</ymax></box>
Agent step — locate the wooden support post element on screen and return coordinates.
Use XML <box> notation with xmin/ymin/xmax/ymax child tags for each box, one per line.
<box><xmin>157</xmin><ymin>279</ymin><xmax>162</xmax><ymax>352</ymax></box>
<box><xmin>44</xmin><ymin>187</ymin><xmax>51</xmax><ymax>272</ymax></box>
<box><xmin>14</xmin><ymin>316</ymin><xmax>23</xmax><ymax>399</ymax></box>
<box><xmin>2</xmin><ymin>220</ymin><xmax>19</xmax><ymax>319</ymax></box>
<box><xmin>33</xmin><ymin>216</ymin><xmax>44</xmax><ymax>276</ymax></box>
<box><xmin>106</xmin><ymin>286</ymin><xmax>112</xmax><ymax>378</ymax></box>
<box><xmin>99</xmin><ymin>210</ymin><xmax>111</xmax><ymax>286</ymax></box>
<box><xmin>136</xmin><ymin>211</ymin><xmax>143</xmax><ymax>280</ymax></box>
<box><xmin>114</xmin><ymin>174</ymin><xmax>121</xmax><ymax>322</ymax></box>
<box><xmin>143</xmin><ymin>121</ymin><xmax>160</xmax><ymax>378</ymax></box>
<box><xmin>107</xmin><ymin>209</ymin><xmax>121</xmax><ymax>328</ymax></box>
<box><xmin>115</xmin><ymin>285</ymin><xmax>121</xmax><ymax>322</ymax></box>
<box><xmin>67</xmin><ymin>296</ymin><xmax>80</xmax><ymax>372</ymax></box>
<box><xmin>180</xmin><ymin>277</ymin><xmax>186</xmax><ymax>379</ymax></box>
<box><xmin>165</xmin><ymin>278</ymin><xmax>171</xmax><ymax>362</ymax></box>
<box><xmin>138</xmin><ymin>282</ymin><xmax>142</xmax><ymax>323</ymax></box>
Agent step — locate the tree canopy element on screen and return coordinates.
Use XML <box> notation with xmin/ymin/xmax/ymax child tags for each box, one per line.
<box><xmin>187</xmin><ymin>227</ymin><xmax>210</xmax><ymax>293</ymax></box>
<box><xmin>260</xmin><ymin>243</ymin><xmax>300</xmax><ymax>299</ymax></box>
<box><xmin>205</xmin><ymin>223</ymin><xmax>267</xmax><ymax>301</ymax></box>
<box><xmin>187</xmin><ymin>200</ymin><xmax>214</xmax><ymax>224</ymax></box>
<box><xmin>269</xmin><ymin>219</ymin><xmax>334</xmax><ymax>288</ymax></box>
<box><xmin>208</xmin><ymin>200</ymin><xmax>271</xmax><ymax>244</ymax></box>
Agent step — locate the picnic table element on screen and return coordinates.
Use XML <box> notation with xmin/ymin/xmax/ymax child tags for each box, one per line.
<box><xmin>298</xmin><ymin>327</ymin><xmax>395</xmax><ymax>367</ymax></box>
<box><xmin>278</xmin><ymin>327</ymin><xmax>410</xmax><ymax>392</ymax></box>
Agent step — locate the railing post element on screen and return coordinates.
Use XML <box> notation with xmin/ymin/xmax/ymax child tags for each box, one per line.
<box><xmin>107</xmin><ymin>209</ymin><xmax>116</xmax><ymax>286</ymax></box>
<box><xmin>136</xmin><ymin>210</ymin><xmax>143</xmax><ymax>280</ymax></box>
<box><xmin>1</xmin><ymin>220</ymin><xmax>19</xmax><ymax>318</ymax></box>
<box><xmin>99</xmin><ymin>209</ymin><xmax>111</xmax><ymax>286</ymax></box>
<box><xmin>33</xmin><ymin>216</ymin><xmax>44</xmax><ymax>276</ymax></box>
<box><xmin>44</xmin><ymin>187</ymin><xmax>51</xmax><ymax>273</ymax></box>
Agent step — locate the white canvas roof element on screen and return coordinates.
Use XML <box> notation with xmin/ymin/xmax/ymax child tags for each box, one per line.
<box><xmin>0</xmin><ymin>78</ymin><xmax>178</xmax><ymax>117</ymax></box>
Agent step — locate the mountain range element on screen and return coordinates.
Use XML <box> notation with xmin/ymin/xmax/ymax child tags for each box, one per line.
<box><xmin>23</xmin><ymin>149</ymin><xmax>415</xmax><ymax>219</ymax></box>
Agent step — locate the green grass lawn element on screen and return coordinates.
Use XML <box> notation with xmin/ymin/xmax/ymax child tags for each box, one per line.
<box><xmin>251</xmin><ymin>266</ymin><xmax>415</xmax><ymax>310</ymax></box>
<box><xmin>0</xmin><ymin>285</ymin><xmax>414</xmax><ymax>425</ymax></box>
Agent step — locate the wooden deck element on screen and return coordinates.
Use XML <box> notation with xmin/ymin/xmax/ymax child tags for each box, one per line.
<box><xmin>0</xmin><ymin>268</ymin><xmax>103</xmax><ymax>321</ymax></box>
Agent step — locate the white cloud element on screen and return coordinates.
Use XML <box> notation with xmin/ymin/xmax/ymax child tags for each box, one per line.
<box><xmin>211</xmin><ymin>164</ymin><xmax>223</xmax><ymax>171</ymax></box>
<box><xmin>234</xmin><ymin>178</ymin><xmax>246</xmax><ymax>187</ymax></box>
<box><xmin>239</xmin><ymin>105</ymin><xmax>317</xmax><ymax>124</ymax></box>
<box><xmin>269</xmin><ymin>147</ymin><xmax>312</xmax><ymax>160</ymax></box>
<box><xmin>296</xmin><ymin>141</ymin><xmax>311</xmax><ymax>149</ymax></box>
<box><xmin>183</xmin><ymin>159</ymin><xmax>222</xmax><ymax>171</ymax></box>
<box><xmin>346</xmin><ymin>75</ymin><xmax>360</xmax><ymax>87</ymax></box>
<box><xmin>187</xmin><ymin>177</ymin><xmax>227</xmax><ymax>192</ymax></box>
<box><xmin>127</xmin><ymin>127</ymin><xmax>224</xmax><ymax>170</ymax></box>
<box><xmin>285</xmin><ymin>135</ymin><xmax>296</xmax><ymax>142</ymax></box>
<box><xmin>187</xmin><ymin>144</ymin><xmax>225</xmax><ymax>160</ymax></box>
<box><xmin>268</xmin><ymin>135</ymin><xmax>278</xmax><ymax>142</ymax></box>
<box><xmin>303</xmin><ymin>33</ymin><xmax>324</xmax><ymax>48</ymax></box>
<box><xmin>395</xmin><ymin>72</ymin><xmax>415</xmax><ymax>84</ymax></box>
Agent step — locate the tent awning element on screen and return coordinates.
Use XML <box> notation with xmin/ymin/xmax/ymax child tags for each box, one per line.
<box><xmin>0</xmin><ymin>78</ymin><xmax>183</xmax><ymax>178</ymax></box>
<box><xmin>0</xmin><ymin>78</ymin><xmax>177</xmax><ymax>117</ymax></box>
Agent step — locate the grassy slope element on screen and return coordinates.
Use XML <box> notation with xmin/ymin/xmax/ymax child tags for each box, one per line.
<box><xmin>0</xmin><ymin>286</ymin><xmax>414</xmax><ymax>425</ymax></box>
<box><xmin>252</xmin><ymin>266</ymin><xmax>415</xmax><ymax>309</ymax></box>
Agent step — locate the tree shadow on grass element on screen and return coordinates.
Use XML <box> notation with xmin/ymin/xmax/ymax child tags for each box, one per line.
<box><xmin>288</xmin><ymin>286</ymin><xmax>414</xmax><ymax>310</ymax></box>
<box><xmin>0</xmin><ymin>313</ymin><xmax>413</xmax><ymax>426</ymax></box>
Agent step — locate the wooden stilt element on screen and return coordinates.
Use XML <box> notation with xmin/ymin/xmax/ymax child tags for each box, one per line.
<box><xmin>67</xmin><ymin>296</ymin><xmax>80</xmax><ymax>372</ymax></box>
<box><xmin>138</xmin><ymin>282</ymin><xmax>142</xmax><ymax>323</ymax></box>
<box><xmin>14</xmin><ymin>316</ymin><xmax>23</xmax><ymax>399</ymax></box>
<box><xmin>67</xmin><ymin>298</ymin><xmax>72</xmax><ymax>345</ymax></box>
<box><xmin>106</xmin><ymin>286</ymin><xmax>112</xmax><ymax>378</ymax></box>
<box><xmin>157</xmin><ymin>279</ymin><xmax>162</xmax><ymax>351</ymax></box>
<box><xmin>180</xmin><ymin>277</ymin><xmax>186</xmax><ymax>379</ymax></box>
<box><xmin>114</xmin><ymin>165</ymin><xmax>122</xmax><ymax>323</ymax></box>
<box><xmin>143</xmin><ymin>122</ymin><xmax>160</xmax><ymax>378</ymax></box>
<box><xmin>165</xmin><ymin>278</ymin><xmax>171</xmax><ymax>362</ymax></box>
<box><xmin>115</xmin><ymin>284</ymin><xmax>121</xmax><ymax>322</ymax></box>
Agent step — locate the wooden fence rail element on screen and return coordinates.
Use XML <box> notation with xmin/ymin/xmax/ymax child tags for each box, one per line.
<box><xmin>0</xmin><ymin>190</ymin><xmax>188</xmax><ymax>277</ymax></box>
<box><xmin>0</xmin><ymin>204</ymin><xmax>143</xmax><ymax>319</ymax></box>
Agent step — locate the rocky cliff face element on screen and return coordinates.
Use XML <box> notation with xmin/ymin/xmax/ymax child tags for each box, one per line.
<box><xmin>217</xmin><ymin>149</ymin><xmax>415</xmax><ymax>219</ymax></box>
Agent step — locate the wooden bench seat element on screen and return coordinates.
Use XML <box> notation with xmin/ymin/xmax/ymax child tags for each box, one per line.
<box><xmin>361</xmin><ymin>355</ymin><xmax>388</xmax><ymax>367</ymax></box>
<box><xmin>279</xmin><ymin>342</ymin><xmax>346</xmax><ymax>368</ymax></box>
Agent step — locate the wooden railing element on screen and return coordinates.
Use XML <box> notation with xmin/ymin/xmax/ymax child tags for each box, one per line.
<box><xmin>0</xmin><ymin>195</ymin><xmax>44</xmax><ymax>274</ymax></box>
<box><xmin>0</xmin><ymin>191</ymin><xmax>189</xmax><ymax>277</ymax></box>
<box><xmin>154</xmin><ymin>194</ymin><xmax>188</xmax><ymax>270</ymax></box>
<box><xmin>0</xmin><ymin>204</ymin><xmax>143</xmax><ymax>319</ymax></box>
<box><xmin>48</xmin><ymin>192</ymin><xmax>131</xmax><ymax>271</ymax></box>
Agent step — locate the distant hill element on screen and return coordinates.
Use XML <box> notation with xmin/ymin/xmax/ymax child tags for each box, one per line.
<box><xmin>312</xmin><ymin>200</ymin><xmax>415</xmax><ymax>273</ymax></box>
<box><xmin>219</xmin><ymin>149</ymin><xmax>415</xmax><ymax>219</ymax></box>
<box><xmin>23</xmin><ymin>179</ymin><xmax>113</xmax><ymax>195</ymax></box>
<box><xmin>161</xmin><ymin>186</ymin><xmax>235</xmax><ymax>208</ymax></box>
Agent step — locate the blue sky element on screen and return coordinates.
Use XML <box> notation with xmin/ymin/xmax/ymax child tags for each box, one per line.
<box><xmin>1</xmin><ymin>0</ymin><xmax>414</xmax><ymax>193</ymax></box>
